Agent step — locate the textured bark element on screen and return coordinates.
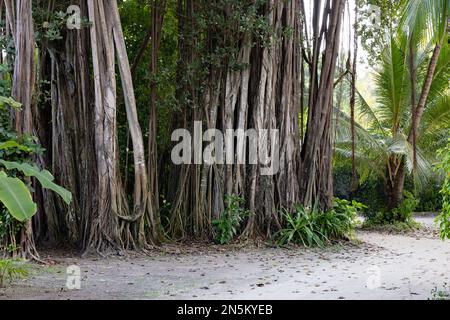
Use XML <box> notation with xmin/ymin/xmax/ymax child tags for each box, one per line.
<box><xmin>85</xmin><ymin>0</ymin><xmax>161</xmax><ymax>250</ymax></box>
<box><xmin>41</xmin><ymin>0</ymin><xmax>97</xmax><ymax>248</ymax></box>
<box><xmin>87</xmin><ymin>0</ymin><xmax>124</xmax><ymax>251</ymax></box>
<box><xmin>169</xmin><ymin>0</ymin><xmax>305</xmax><ymax>239</ymax></box>
<box><xmin>300</xmin><ymin>0</ymin><xmax>345</xmax><ymax>210</ymax></box>
<box><xmin>10</xmin><ymin>0</ymin><xmax>38</xmax><ymax>259</ymax></box>
<box><xmin>148</xmin><ymin>0</ymin><xmax>166</xmax><ymax>230</ymax></box>
<box><xmin>12</xmin><ymin>0</ymin><xmax>35</xmax><ymax>134</ymax></box>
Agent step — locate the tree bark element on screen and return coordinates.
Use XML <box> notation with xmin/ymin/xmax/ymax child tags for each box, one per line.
<box><xmin>10</xmin><ymin>0</ymin><xmax>38</xmax><ymax>259</ymax></box>
<box><xmin>300</xmin><ymin>0</ymin><xmax>345</xmax><ymax>210</ymax></box>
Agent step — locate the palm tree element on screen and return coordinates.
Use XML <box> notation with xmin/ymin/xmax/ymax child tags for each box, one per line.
<box><xmin>404</xmin><ymin>0</ymin><xmax>450</xmax><ymax>170</ymax></box>
<box><xmin>335</xmin><ymin>29</ymin><xmax>450</xmax><ymax>221</ymax></box>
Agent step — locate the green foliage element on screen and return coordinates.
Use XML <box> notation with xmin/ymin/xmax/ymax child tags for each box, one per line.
<box><xmin>0</xmin><ymin>96</ymin><xmax>21</xmax><ymax>110</ymax></box>
<box><xmin>335</xmin><ymin>14</ymin><xmax>450</xmax><ymax>224</ymax></box>
<box><xmin>212</xmin><ymin>195</ymin><xmax>250</xmax><ymax>244</ymax></box>
<box><xmin>415</xmin><ymin>181</ymin><xmax>443</xmax><ymax>212</ymax></box>
<box><xmin>33</xmin><ymin>6</ymin><xmax>90</xmax><ymax>43</ymax></box>
<box><xmin>357</xmin><ymin>0</ymin><xmax>407</xmax><ymax>64</ymax></box>
<box><xmin>276</xmin><ymin>206</ymin><xmax>324</xmax><ymax>247</ymax></box>
<box><xmin>0</xmin><ymin>161</ymin><xmax>72</xmax><ymax>222</ymax></box>
<box><xmin>390</xmin><ymin>190</ymin><xmax>418</xmax><ymax>222</ymax></box>
<box><xmin>0</xmin><ymin>160</ymin><xmax>72</xmax><ymax>205</ymax></box>
<box><xmin>369</xmin><ymin>191</ymin><xmax>418</xmax><ymax>224</ymax></box>
<box><xmin>0</xmin><ymin>258</ymin><xmax>29</xmax><ymax>287</ymax></box>
<box><xmin>0</xmin><ymin>128</ymin><xmax>40</xmax><ymax>243</ymax></box>
<box><xmin>333</xmin><ymin>163</ymin><xmax>387</xmax><ymax>219</ymax></box>
<box><xmin>275</xmin><ymin>199</ymin><xmax>362</xmax><ymax>247</ymax></box>
<box><xmin>362</xmin><ymin>219</ymin><xmax>421</xmax><ymax>233</ymax></box>
<box><xmin>0</xmin><ymin>120</ymin><xmax>72</xmax><ymax>223</ymax></box>
<box><xmin>330</xmin><ymin>198</ymin><xmax>366</xmax><ymax>237</ymax></box>
<box><xmin>0</xmin><ymin>28</ymin><xmax>14</xmax><ymax>66</ymax></box>
<box><xmin>431</xmin><ymin>283</ymin><xmax>450</xmax><ymax>300</ymax></box>
<box><xmin>436</xmin><ymin>141</ymin><xmax>450</xmax><ymax>240</ymax></box>
<box><xmin>0</xmin><ymin>171</ymin><xmax>37</xmax><ymax>222</ymax></box>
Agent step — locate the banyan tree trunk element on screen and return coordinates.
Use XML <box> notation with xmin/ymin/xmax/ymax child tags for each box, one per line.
<box><xmin>10</xmin><ymin>0</ymin><xmax>39</xmax><ymax>259</ymax></box>
<box><xmin>41</xmin><ymin>0</ymin><xmax>97</xmax><ymax>248</ymax></box>
<box><xmin>299</xmin><ymin>0</ymin><xmax>345</xmax><ymax>211</ymax></box>
<box><xmin>87</xmin><ymin>0</ymin><xmax>160</xmax><ymax>251</ymax></box>
<box><xmin>170</xmin><ymin>0</ymin><xmax>305</xmax><ymax>239</ymax></box>
<box><xmin>30</xmin><ymin>0</ymin><xmax>160</xmax><ymax>252</ymax></box>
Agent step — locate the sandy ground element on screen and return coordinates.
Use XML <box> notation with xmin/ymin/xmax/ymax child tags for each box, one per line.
<box><xmin>0</xmin><ymin>216</ymin><xmax>449</xmax><ymax>300</ymax></box>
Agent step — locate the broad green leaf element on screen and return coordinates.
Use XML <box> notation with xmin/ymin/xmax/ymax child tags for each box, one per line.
<box><xmin>0</xmin><ymin>171</ymin><xmax>37</xmax><ymax>222</ymax></box>
<box><xmin>0</xmin><ymin>160</ymin><xmax>72</xmax><ymax>205</ymax></box>
<box><xmin>0</xmin><ymin>140</ymin><xmax>32</xmax><ymax>152</ymax></box>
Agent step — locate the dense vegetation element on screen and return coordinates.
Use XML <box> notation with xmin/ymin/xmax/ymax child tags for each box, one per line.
<box><xmin>0</xmin><ymin>0</ymin><xmax>448</xmax><ymax>258</ymax></box>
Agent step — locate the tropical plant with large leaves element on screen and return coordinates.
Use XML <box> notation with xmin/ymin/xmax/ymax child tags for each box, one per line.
<box><xmin>335</xmin><ymin>26</ymin><xmax>450</xmax><ymax>221</ymax></box>
<box><xmin>0</xmin><ymin>97</ymin><xmax>72</xmax><ymax>223</ymax></box>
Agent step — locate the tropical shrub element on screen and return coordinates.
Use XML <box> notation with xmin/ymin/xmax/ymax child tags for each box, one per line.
<box><xmin>382</xmin><ymin>190</ymin><xmax>418</xmax><ymax>223</ymax></box>
<box><xmin>365</xmin><ymin>190</ymin><xmax>418</xmax><ymax>225</ymax></box>
<box><xmin>276</xmin><ymin>206</ymin><xmax>324</xmax><ymax>247</ymax></box>
<box><xmin>415</xmin><ymin>180</ymin><xmax>443</xmax><ymax>212</ymax></box>
<box><xmin>212</xmin><ymin>195</ymin><xmax>251</xmax><ymax>244</ymax></box>
<box><xmin>333</xmin><ymin>163</ymin><xmax>386</xmax><ymax>220</ymax></box>
<box><xmin>436</xmin><ymin>141</ymin><xmax>450</xmax><ymax>240</ymax></box>
<box><xmin>275</xmin><ymin>198</ymin><xmax>363</xmax><ymax>247</ymax></box>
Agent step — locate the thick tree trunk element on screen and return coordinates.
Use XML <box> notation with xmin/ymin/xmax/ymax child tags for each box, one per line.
<box><xmin>300</xmin><ymin>0</ymin><xmax>345</xmax><ymax>211</ymax></box>
<box><xmin>42</xmin><ymin>0</ymin><xmax>97</xmax><ymax>248</ymax></box>
<box><xmin>87</xmin><ymin>0</ymin><xmax>124</xmax><ymax>252</ymax></box>
<box><xmin>85</xmin><ymin>0</ymin><xmax>161</xmax><ymax>250</ymax></box>
<box><xmin>10</xmin><ymin>0</ymin><xmax>38</xmax><ymax>259</ymax></box>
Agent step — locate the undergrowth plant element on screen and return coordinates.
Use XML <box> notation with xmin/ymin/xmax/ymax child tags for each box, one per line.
<box><xmin>380</xmin><ymin>191</ymin><xmax>419</xmax><ymax>224</ymax></box>
<box><xmin>0</xmin><ymin>258</ymin><xmax>29</xmax><ymax>287</ymax></box>
<box><xmin>431</xmin><ymin>283</ymin><xmax>450</xmax><ymax>300</ymax></box>
<box><xmin>212</xmin><ymin>195</ymin><xmax>251</xmax><ymax>244</ymax></box>
<box><xmin>275</xmin><ymin>198</ymin><xmax>364</xmax><ymax>247</ymax></box>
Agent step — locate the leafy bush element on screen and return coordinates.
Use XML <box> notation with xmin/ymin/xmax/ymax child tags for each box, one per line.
<box><xmin>334</xmin><ymin>161</ymin><xmax>442</xmax><ymax>221</ymax></box>
<box><xmin>212</xmin><ymin>195</ymin><xmax>250</xmax><ymax>244</ymax></box>
<box><xmin>415</xmin><ymin>181</ymin><xmax>443</xmax><ymax>212</ymax></box>
<box><xmin>362</xmin><ymin>219</ymin><xmax>421</xmax><ymax>233</ymax></box>
<box><xmin>436</xmin><ymin>141</ymin><xmax>450</xmax><ymax>240</ymax></box>
<box><xmin>275</xmin><ymin>198</ymin><xmax>363</xmax><ymax>247</ymax></box>
<box><xmin>323</xmin><ymin>198</ymin><xmax>365</xmax><ymax>238</ymax></box>
<box><xmin>367</xmin><ymin>191</ymin><xmax>419</xmax><ymax>224</ymax></box>
<box><xmin>390</xmin><ymin>191</ymin><xmax>418</xmax><ymax>222</ymax></box>
<box><xmin>333</xmin><ymin>164</ymin><xmax>386</xmax><ymax>220</ymax></box>
<box><xmin>0</xmin><ymin>258</ymin><xmax>29</xmax><ymax>287</ymax></box>
<box><xmin>276</xmin><ymin>206</ymin><xmax>324</xmax><ymax>247</ymax></box>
